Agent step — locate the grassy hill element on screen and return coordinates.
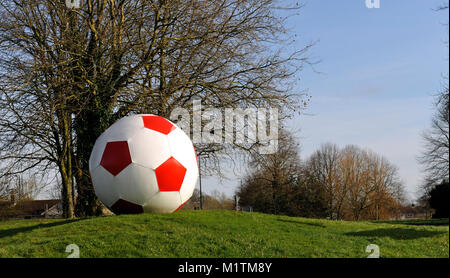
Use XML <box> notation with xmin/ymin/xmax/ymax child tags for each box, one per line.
<box><xmin>0</xmin><ymin>210</ymin><xmax>448</xmax><ymax>258</ymax></box>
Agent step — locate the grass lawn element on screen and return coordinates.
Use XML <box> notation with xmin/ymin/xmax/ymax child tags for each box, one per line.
<box><xmin>0</xmin><ymin>210</ymin><xmax>448</xmax><ymax>258</ymax></box>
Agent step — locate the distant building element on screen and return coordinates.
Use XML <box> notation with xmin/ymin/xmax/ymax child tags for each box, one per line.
<box><xmin>0</xmin><ymin>199</ymin><xmax>62</xmax><ymax>220</ymax></box>
<box><xmin>241</xmin><ymin>206</ymin><xmax>253</xmax><ymax>212</ymax></box>
<box><xmin>396</xmin><ymin>205</ymin><xmax>433</xmax><ymax>220</ymax></box>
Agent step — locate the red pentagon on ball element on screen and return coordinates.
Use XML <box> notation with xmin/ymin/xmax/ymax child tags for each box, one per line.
<box><xmin>155</xmin><ymin>156</ymin><xmax>187</xmax><ymax>192</ymax></box>
<box><xmin>100</xmin><ymin>141</ymin><xmax>132</xmax><ymax>176</ymax></box>
<box><xmin>142</xmin><ymin>115</ymin><xmax>176</xmax><ymax>135</ymax></box>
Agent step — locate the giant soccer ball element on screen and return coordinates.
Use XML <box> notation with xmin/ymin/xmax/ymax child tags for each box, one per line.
<box><xmin>89</xmin><ymin>114</ymin><xmax>199</xmax><ymax>214</ymax></box>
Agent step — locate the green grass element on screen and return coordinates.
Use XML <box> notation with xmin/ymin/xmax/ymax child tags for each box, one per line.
<box><xmin>0</xmin><ymin>210</ymin><xmax>448</xmax><ymax>258</ymax></box>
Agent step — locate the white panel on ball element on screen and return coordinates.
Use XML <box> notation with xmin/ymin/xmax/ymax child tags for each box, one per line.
<box><xmin>128</xmin><ymin>129</ymin><xmax>172</xmax><ymax>169</ymax></box>
<box><xmin>114</xmin><ymin>163</ymin><xmax>159</xmax><ymax>206</ymax></box>
<box><xmin>167</xmin><ymin>128</ymin><xmax>197</xmax><ymax>168</ymax></box>
<box><xmin>143</xmin><ymin>191</ymin><xmax>182</xmax><ymax>213</ymax></box>
<box><xmin>91</xmin><ymin>166</ymin><xmax>119</xmax><ymax>208</ymax></box>
<box><xmin>179</xmin><ymin>168</ymin><xmax>199</xmax><ymax>204</ymax></box>
<box><xmin>89</xmin><ymin>133</ymin><xmax>109</xmax><ymax>174</ymax></box>
<box><xmin>108</xmin><ymin>115</ymin><xmax>145</xmax><ymax>139</ymax></box>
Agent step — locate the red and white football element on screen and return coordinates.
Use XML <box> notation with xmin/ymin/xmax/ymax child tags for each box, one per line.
<box><xmin>89</xmin><ymin>114</ymin><xmax>199</xmax><ymax>214</ymax></box>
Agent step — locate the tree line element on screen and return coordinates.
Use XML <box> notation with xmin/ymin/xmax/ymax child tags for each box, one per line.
<box><xmin>237</xmin><ymin>132</ymin><xmax>406</xmax><ymax>221</ymax></box>
<box><xmin>181</xmin><ymin>189</ymin><xmax>234</xmax><ymax>211</ymax></box>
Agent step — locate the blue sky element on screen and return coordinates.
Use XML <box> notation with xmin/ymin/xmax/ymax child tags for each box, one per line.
<box><xmin>202</xmin><ymin>0</ymin><xmax>449</xmax><ymax>201</ymax></box>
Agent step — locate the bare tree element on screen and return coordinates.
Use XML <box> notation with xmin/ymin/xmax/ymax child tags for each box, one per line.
<box><xmin>0</xmin><ymin>173</ymin><xmax>47</xmax><ymax>201</ymax></box>
<box><xmin>305</xmin><ymin>144</ymin><xmax>405</xmax><ymax>220</ymax></box>
<box><xmin>1</xmin><ymin>0</ymin><xmax>313</xmax><ymax>217</ymax></box>
<box><xmin>340</xmin><ymin>147</ymin><xmax>405</xmax><ymax>220</ymax></box>
<box><xmin>0</xmin><ymin>175</ymin><xmax>12</xmax><ymax>200</ymax></box>
<box><xmin>0</xmin><ymin>1</ymin><xmax>83</xmax><ymax>217</ymax></box>
<box><xmin>418</xmin><ymin>78</ymin><xmax>449</xmax><ymax>188</ymax></box>
<box><xmin>306</xmin><ymin>143</ymin><xmax>341</xmax><ymax>219</ymax></box>
<box><xmin>237</xmin><ymin>129</ymin><xmax>329</xmax><ymax>217</ymax></box>
<box><xmin>339</xmin><ymin>145</ymin><xmax>373</xmax><ymax>221</ymax></box>
<box><xmin>416</xmin><ymin>2</ymin><xmax>449</xmax><ymax>205</ymax></box>
<box><xmin>244</xmin><ymin>129</ymin><xmax>301</xmax><ymax>214</ymax></box>
<box><xmin>369</xmin><ymin>152</ymin><xmax>405</xmax><ymax>220</ymax></box>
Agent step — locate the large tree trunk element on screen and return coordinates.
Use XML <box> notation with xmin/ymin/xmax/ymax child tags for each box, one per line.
<box><xmin>74</xmin><ymin>114</ymin><xmax>101</xmax><ymax>216</ymax></box>
<box><xmin>60</xmin><ymin>166</ymin><xmax>74</xmax><ymax>218</ymax></box>
<box><xmin>74</xmin><ymin>101</ymin><xmax>114</xmax><ymax>217</ymax></box>
<box><xmin>59</xmin><ymin>113</ymin><xmax>75</xmax><ymax>219</ymax></box>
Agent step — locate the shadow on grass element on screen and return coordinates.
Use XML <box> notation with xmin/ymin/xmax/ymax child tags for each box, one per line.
<box><xmin>277</xmin><ymin>219</ymin><xmax>326</xmax><ymax>228</ymax></box>
<box><xmin>0</xmin><ymin>218</ymin><xmax>85</xmax><ymax>239</ymax></box>
<box><xmin>372</xmin><ymin>219</ymin><xmax>449</xmax><ymax>226</ymax></box>
<box><xmin>345</xmin><ymin>228</ymin><xmax>446</xmax><ymax>240</ymax></box>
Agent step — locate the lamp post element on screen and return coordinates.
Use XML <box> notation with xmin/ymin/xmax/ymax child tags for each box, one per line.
<box><xmin>198</xmin><ymin>155</ymin><xmax>203</xmax><ymax>210</ymax></box>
